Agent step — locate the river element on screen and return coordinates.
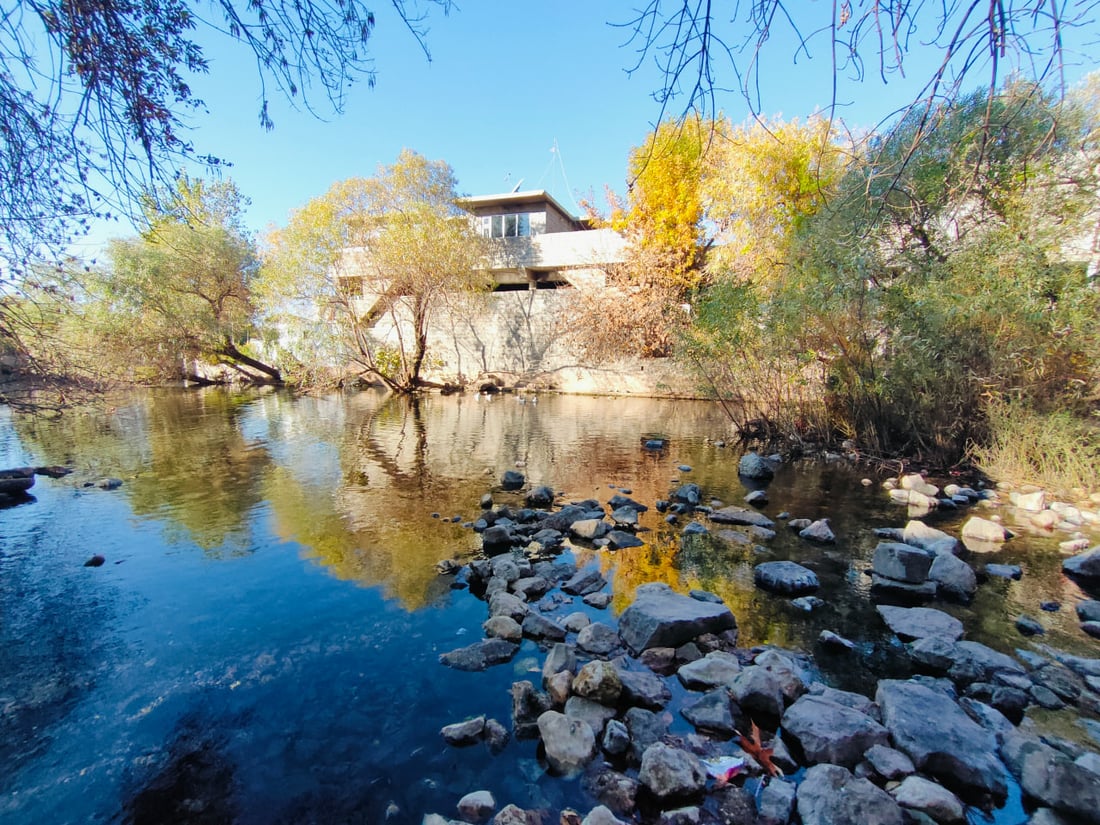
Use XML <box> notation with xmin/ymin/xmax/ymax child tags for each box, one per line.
<box><xmin>0</xmin><ymin>388</ymin><xmax>1096</xmax><ymax>824</ymax></box>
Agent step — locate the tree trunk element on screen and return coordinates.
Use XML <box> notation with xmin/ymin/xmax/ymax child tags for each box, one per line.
<box><xmin>217</xmin><ymin>342</ymin><xmax>283</xmax><ymax>384</ymax></box>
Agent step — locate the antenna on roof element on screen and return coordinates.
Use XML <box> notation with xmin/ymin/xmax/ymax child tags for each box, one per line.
<box><xmin>511</xmin><ymin>179</ymin><xmax>524</xmax><ymax>193</ymax></box>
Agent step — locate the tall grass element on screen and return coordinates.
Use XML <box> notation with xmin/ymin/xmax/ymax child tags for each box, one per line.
<box><xmin>970</xmin><ymin>399</ymin><xmax>1100</xmax><ymax>496</ymax></box>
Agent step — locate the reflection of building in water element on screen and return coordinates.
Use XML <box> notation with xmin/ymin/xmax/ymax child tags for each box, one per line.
<box><xmin>338</xmin><ymin>190</ymin><xmax>693</xmax><ymax>395</ymax></box>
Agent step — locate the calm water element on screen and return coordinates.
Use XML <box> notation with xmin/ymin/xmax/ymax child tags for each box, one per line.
<box><xmin>1</xmin><ymin>389</ymin><xmax>1096</xmax><ymax>824</ymax></box>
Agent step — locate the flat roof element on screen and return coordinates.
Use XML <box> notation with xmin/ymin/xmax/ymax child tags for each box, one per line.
<box><xmin>457</xmin><ymin>189</ymin><xmax>580</xmax><ymax>221</ymax></box>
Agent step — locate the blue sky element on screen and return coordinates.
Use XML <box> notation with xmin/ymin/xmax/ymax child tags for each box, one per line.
<box><xmin>72</xmin><ymin>1</ymin><xmax>1099</xmax><ymax>251</ymax></box>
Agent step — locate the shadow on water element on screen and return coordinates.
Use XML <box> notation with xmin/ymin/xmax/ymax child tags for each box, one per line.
<box><xmin>121</xmin><ymin>713</ymin><xmax>238</xmax><ymax>825</ymax></box>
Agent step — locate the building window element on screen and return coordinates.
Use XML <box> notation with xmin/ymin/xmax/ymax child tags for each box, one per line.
<box><xmin>481</xmin><ymin>213</ymin><xmax>532</xmax><ymax>238</ymax></box>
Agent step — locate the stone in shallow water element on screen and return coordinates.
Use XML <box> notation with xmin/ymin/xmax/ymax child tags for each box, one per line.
<box><xmin>617</xmin><ymin>583</ymin><xmax>736</xmax><ymax>654</ymax></box>
<box><xmin>439</xmin><ymin>639</ymin><xmax>519</xmax><ymax>671</ymax></box>
<box><xmin>797</xmin><ymin>764</ymin><xmax>903</xmax><ymax>825</ymax></box>
<box><xmin>753</xmin><ymin>561</ymin><xmax>819</xmax><ymax>595</ymax></box>
<box><xmin>876</xmin><ymin>605</ymin><xmax>964</xmax><ymax>642</ymax></box>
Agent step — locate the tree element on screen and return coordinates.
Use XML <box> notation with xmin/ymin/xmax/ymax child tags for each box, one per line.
<box><xmin>576</xmin><ymin>116</ymin><xmax>716</xmax><ymax>358</ymax></box>
<box><xmin>0</xmin><ymin>0</ymin><xmax>451</xmax><ymax>276</ymax></box>
<box><xmin>259</xmin><ymin>149</ymin><xmax>489</xmax><ymax>391</ymax></box>
<box><xmin>86</xmin><ymin>175</ymin><xmax>280</xmax><ymax>383</ymax></box>
<box><xmin>621</xmin><ymin>2</ymin><xmax>1098</xmax><ymax>129</ymax></box>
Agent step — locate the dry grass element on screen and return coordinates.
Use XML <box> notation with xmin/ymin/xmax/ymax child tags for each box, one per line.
<box><xmin>970</xmin><ymin>399</ymin><xmax>1100</xmax><ymax>496</ymax></box>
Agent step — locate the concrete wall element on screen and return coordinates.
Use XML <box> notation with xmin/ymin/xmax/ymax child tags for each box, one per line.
<box><xmin>369</xmin><ymin>287</ymin><xmax>700</xmax><ymax>397</ymax></box>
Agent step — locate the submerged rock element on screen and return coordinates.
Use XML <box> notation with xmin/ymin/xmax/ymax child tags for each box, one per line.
<box><xmin>877</xmin><ymin>605</ymin><xmax>964</xmax><ymax>642</ymax></box>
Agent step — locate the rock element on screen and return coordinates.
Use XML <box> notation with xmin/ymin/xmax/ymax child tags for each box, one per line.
<box><xmin>797</xmin><ymin>764</ymin><xmax>904</xmax><ymax>825</ymax></box>
<box><xmin>877</xmin><ymin>605</ymin><xmax>964</xmax><ymax>641</ymax></box>
<box><xmin>680</xmin><ymin>688</ymin><xmax>737</xmax><ymax>735</ymax></box>
<box><xmin>522</xmin><ymin>613</ymin><xmax>567</xmax><ymax>642</ymax></box>
<box><xmin>806</xmin><ymin>683</ymin><xmax>877</xmax><ymax>716</ymax></box>
<box><xmin>511</xmin><ymin>680</ymin><xmax>552</xmax><ymax>739</ymax></box>
<box><xmin>712</xmin><ymin>785</ymin><xmax>758</xmax><ymax>825</ymax></box>
<box><xmin>94</xmin><ymin>477</ymin><xmax>123</xmax><ymax>490</ymax></box>
<box><xmin>902</xmin><ymin>521</ymin><xmax>959</xmax><ymax>553</ymax></box>
<box><xmin>793</xmin><ymin>596</ymin><xmax>825</xmax><ymax>612</ymax></box>
<box><xmin>1064</xmin><ymin>547</ymin><xmax>1100</xmax><ymax>581</ymax></box>
<box><xmin>617</xmin><ymin>582</ymin><xmax>737</xmax><ymax>654</ymax></box>
<box><xmin>782</xmin><ymin>695</ymin><xmax>891</xmax><ymax>768</ymax></box>
<box><xmin>873</xmin><ymin>542</ymin><xmax>934</xmax><ymax>584</ymax></box>
<box><xmin>538</xmin><ymin>710</ymin><xmax>597</xmax><ymax>775</ymax></box>
<box><xmin>565</xmin><ymin>696</ymin><xmax>617</xmax><ymax>736</ymax></box>
<box><xmin>512</xmin><ymin>575</ymin><xmax>552</xmax><ymax>599</ymax></box>
<box><xmin>583</xmin><ymin>592</ymin><xmax>613</xmax><ymax>609</ymax></box>
<box><xmin>870</xmin><ymin>574</ymin><xmax>937</xmax><ymax>601</ymax></box>
<box><xmin>543</xmin><ymin>643</ymin><xmax>577</xmax><ymax>684</ymax></box>
<box><xmin>1077</xmin><ymin>600</ymin><xmax>1100</xmax><ymax>622</ymax></box>
<box><xmin>83</xmin><ymin>554</ymin><xmax>106</xmax><ymax>567</ymax></box>
<box><xmin>1016</xmin><ymin>615</ymin><xmax>1045</xmax><ymax>636</ymax></box>
<box><xmin>624</xmin><ymin>706</ymin><xmax>669</xmax><ymax>762</ymax></box>
<box><xmin>573</xmin><ymin>661</ymin><xmax>622</xmax><ymax>706</ymax></box>
<box><xmin>457</xmin><ymin>790</ymin><xmax>496</xmax><ymax>823</ymax></box>
<box><xmin>491</xmin><ymin>805</ymin><xmax>534</xmax><ymax>825</ymax></box>
<box><xmin>484</xmin><ymin>615</ymin><xmax>523</xmax><ymax>643</ymax></box>
<box><xmin>710</xmin><ymin>506</ymin><xmax>776</xmax><ymax>528</ymax></box>
<box><xmin>607</xmin><ymin>530</ymin><xmax>644</xmax><ymax>550</ymax></box>
<box><xmin>745</xmin><ymin>489</ymin><xmax>768</xmax><ymax>506</ymax></box>
<box><xmin>638</xmin><ymin>743</ymin><xmax>707</xmax><ymax>801</ymax></box>
<box><xmin>501</xmin><ymin>470</ymin><xmax>525</xmax><ymax>489</ymax></box>
<box><xmin>616</xmin><ymin>667</ymin><xmax>671</xmax><ymax>709</ymax></box>
<box><xmin>562</xmin><ymin>567</ymin><xmax>607</xmax><ymax>596</ymax></box>
<box><xmin>677</xmin><ymin>651</ymin><xmax>742</xmax><ymax>690</ymax></box>
<box><xmin>609</xmin><ymin>507</ymin><xmax>639</xmax><ymax>529</ymax></box>
<box><xmin>581</xmin><ymin>806</ymin><xmax>627</xmax><ymax>825</ymax></box>
<box><xmin>482</xmin><ymin>525</ymin><xmax>514</xmax><ymax>553</ymax></box>
<box><xmin>571</xmin><ymin>519</ymin><xmax>611</xmax><ymax>541</ymax></box>
<box><xmin>984</xmin><ymin>563</ymin><xmax>1022</xmax><ymax>580</ymax></box>
<box><xmin>730</xmin><ymin>665</ymin><xmax>785</xmax><ymax>719</ymax></box>
<box><xmin>891</xmin><ymin>776</ymin><xmax>966</xmax><ymax>824</ymax></box>
<box><xmin>657</xmin><ymin>806</ymin><xmax>701</xmax><ymax>825</ymax></box>
<box><xmin>582</xmin><ymin>767</ymin><xmax>638</xmax><ymax>816</ymax></box>
<box><xmin>1083</xmin><ymin>621</ymin><xmax>1100</xmax><ymax>639</ymax></box>
<box><xmin>1012</xmin><ymin>490</ymin><xmax>1047</xmax><ymax>512</ymax></box>
<box><xmin>800</xmin><ymin>519</ymin><xmax>836</xmax><ymax>543</ymax></box>
<box><xmin>673</xmin><ymin>483</ymin><xmax>702</xmax><ymax>507</ymax></box>
<box><xmin>928</xmin><ymin>553</ymin><xmax>977</xmax><ymax>602</ymax></box>
<box><xmin>562</xmin><ymin>612</ymin><xmax>590</xmax><ymax>633</ymax></box>
<box><xmin>1002</xmin><ymin>731</ymin><xmax>1100</xmax><ymax>824</ymax></box>
<box><xmin>738</xmin><ymin>453</ymin><xmax>774</xmax><ymax>480</ymax></box>
<box><xmin>602</xmin><ymin>720</ymin><xmax>631</xmax><ymax>758</ymax></box>
<box><xmin>948</xmin><ymin>640</ymin><xmax>1026</xmax><ymax>682</ymax></box>
<box><xmin>961</xmin><ymin>516</ymin><xmax>1007</xmax><ymax>543</ymax></box>
<box><xmin>876</xmin><ymin>679</ymin><xmax>1006</xmax><ymax>799</ymax></box>
<box><xmin>526</xmin><ymin>485</ymin><xmax>555</xmax><ymax>507</ymax></box>
<box><xmin>483</xmin><ymin>718</ymin><xmax>509</xmax><ymax>753</ymax></box>
<box><xmin>754</xmin><ymin>649</ymin><xmax>810</xmax><ymax>702</ymax></box>
<box><xmin>757</xmin><ymin>779</ymin><xmax>796</xmax><ymax>825</ymax></box>
<box><xmin>753</xmin><ymin>561</ymin><xmax>820</xmax><ymax>595</ymax></box>
<box><xmin>440</xmin><ymin>639</ymin><xmax>520</xmax><ymax>671</ymax></box>
<box><xmin>577</xmin><ymin>623</ymin><xmax>621</xmax><ymax>657</ymax></box>
<box><xmin>441</xmin><ymin>716</ymin><xmax>486</xmax><ymax>746</ymax></box>
<box><xmin>863</xmin><ymin>744</ymin><xmax>916</xmax><ymax>780</ymax></box>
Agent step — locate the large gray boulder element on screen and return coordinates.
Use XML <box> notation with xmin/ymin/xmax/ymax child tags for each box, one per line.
<box><xmin>738</xmin><ymin>452</ymin><xmax>775</xmax><ymax>480</ymax></box>
<box><xmin>948</xmin><ymin>640</ymin><xmax>1026</xmax><ymax>682</ymax></box>
<box><xmin>618</xmin><ymin>583</ymin><xmax>736</xmax><ymax>654</ymax></box>
<box><xmin>757</xmin><ymin>779</ymin><xmax>796</xmax><ymax>825</ymax></box>
<box><xmin>873</xmin><ymin>542</ymin><xmax>934</xmax><ymax>584</ymax></box>
<box><xmin>624</xmin><ymin>706</ymin><xmax>669</xmax><ymax>763</ymax></box>
<box><xmin>782</xmin><ymin>695</ymin><xmax>891</xmax><ymax>768</ymax></box>
<box><xmin>754</xmin><ymin>561</ymin><xmax>820</xmax><ymax>595</ymax></box>
<box><xmin>573</xmin><ymin>660</ymin><xmax>622</xmax><ymax>706</ymax></box>
<box><xmin>709</xmin><ymin>506</ymin><xmax>776</xmax><ymax>528</ymax></box>
<box><xmin>1064</xmin><ymin>547</ymin><xmax>1100</xmax><ymax>581</ymax></box>
<box><xmin>877</xmin><ymin>605</ymin><xmax>964</xmax><ymax>642</ymax></box>
<box><xmin>537</xmin><ymin>710</ymin><xmax>597</xmax><ymax>775</ymax></box>
<box><xmin>577</xmin><ymin>622</ymin><xmax>621</xmax><ymax>657</ymax></box>
<box><xmin>729</xmin><ymin>665</ymin><xmax>786</xmax><ymax>719</ymax></box>
<box><xmin>797</xmin><ymin>764</ymin><xmax>904</xmax><ymax>825</ymax></box>
<box><xmin>1002</xmin><ymin>731</ymin><xmax>1100</xmax><ymax>824</ymax></box>
<box><xmin>511</xmin><ymin>680</ymin><xmax>551</xmax><ymax>739</ymax></box>
<box><xmin>876</xmin><ymin>679</ymin><xmax>1007</xmax><ymax>799</ymax></box>
<box><xmin>638</xmin><ymin>743</ymin><xmax>707</xmax><ymax>801</ymax></box>
<box><xmin>617</xmin><ymin>667</ymin><xmax>672</xmax><ymax>709</ymax></box>
<box><xmin>565</xmin><ymin>696</ymin><xmax>617</xmax><ymax>737</ymax></box>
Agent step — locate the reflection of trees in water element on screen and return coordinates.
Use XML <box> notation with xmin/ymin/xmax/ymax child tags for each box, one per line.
<box><xmin>121</xmin><ymin>713</ymin><xmax>237</xmax><ymax>825</ymax></box>
<box><xmin>13</xmin><ymin>389</ymin><xmax>273</xmax><ymax>556</ymax></box>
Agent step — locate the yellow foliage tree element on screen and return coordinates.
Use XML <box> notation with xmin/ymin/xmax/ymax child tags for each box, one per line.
<box><xmin>703</xmin><ymin>116</ymin><xmax>851</xmax><ymax>284</ymax></box>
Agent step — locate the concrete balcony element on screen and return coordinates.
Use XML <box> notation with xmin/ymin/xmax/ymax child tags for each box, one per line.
<box><xmin>484</xmin><ymin>228</ymin><xmax>628</xmax><ymax>273</ymax></box>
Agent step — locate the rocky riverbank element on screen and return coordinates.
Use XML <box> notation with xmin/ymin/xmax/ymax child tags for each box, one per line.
<box><xmin>423</xmin><ymin>453</ymin><xmax>1100</xmax><ymax>825</ymax></box>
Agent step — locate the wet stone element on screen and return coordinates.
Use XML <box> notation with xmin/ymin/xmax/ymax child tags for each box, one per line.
<box><xmin>753</xmin><ymin>560</ymin><xmax>820</xmax><ymax>595</ymax></box>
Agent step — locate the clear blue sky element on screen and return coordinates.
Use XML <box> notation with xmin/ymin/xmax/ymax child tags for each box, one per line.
<box><xmin>73</xmin><ymin>1</ymin><xmax>1099</xmax><ymax>251</ymax></box>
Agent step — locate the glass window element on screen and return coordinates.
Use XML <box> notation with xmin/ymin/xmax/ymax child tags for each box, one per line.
<box><xmin>518</xmin><ymin>213</ymin><xmax>530</xmax><ymax>236</ymax></box>
<box><xmin>504</xmin><ymin>214</ymin><xmax>518</xmax><ymax>237</ymax></box>
<box><xmin>491</xmin><ymin>215</ymin><xmax>503</xmax><ymax>237</ymax></box>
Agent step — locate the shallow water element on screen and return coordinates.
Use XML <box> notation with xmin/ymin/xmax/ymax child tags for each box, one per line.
<box><xmin>0</xmin><ymin>388</ymin><xmax>1096</xmax><ymax>824</ymax></box>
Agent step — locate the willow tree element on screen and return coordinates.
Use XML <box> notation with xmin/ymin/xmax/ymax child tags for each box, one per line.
<box><xmin>259</xmin><ymin>149</ymin><xmax>488</xmax><ymax>391</ymax></box>
<box><xmin>87</xmin><ymin>176</ymin><xmax>280</xmax><ymax>384</ymax></box>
